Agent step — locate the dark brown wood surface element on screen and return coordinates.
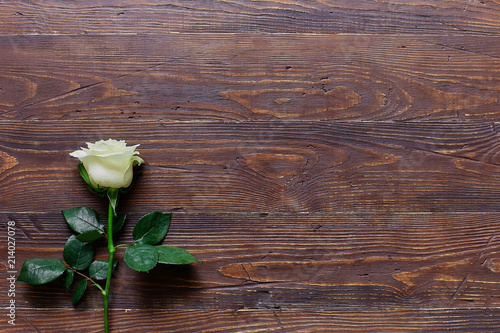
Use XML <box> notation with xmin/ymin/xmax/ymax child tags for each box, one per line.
<box><xmin>2</xmin><ymin>1</ymin><xmax>500</xmax><ymax>332</ymax></box>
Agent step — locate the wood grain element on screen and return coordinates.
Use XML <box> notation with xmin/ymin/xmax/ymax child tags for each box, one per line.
<box><xmin>4</xmin><ymin>212</ymin><xmax>500</xmax><ymax>312</ymax></box>
<box><xmin>2</xmin><ymin>121</ymin><xmax>500</xmax><ymax>213</ymax></box>
<box><xmin>7</xmin><ymin>308</ymin><xmax>500</xmax><ymax>332</ymax></box>
<box><xmin>2</xmin><ymin>0</ymin><xmax>500</xmax><ymax>331</ymax></box>
<box><xmin>2</xmin><ymin>1</ymin><xmax>500</xmax><ymax>35</ymax></box>
<box><xmin>1</xmin><ymin>34</ymin><xmax>500</xmax><ymax>122</ymax></box>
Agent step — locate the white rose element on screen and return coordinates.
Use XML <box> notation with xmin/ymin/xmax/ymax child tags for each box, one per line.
<box><xmin>69</xmin><ymin>139</ymin><xmax>144</xmax><ymax>189</ymax></box>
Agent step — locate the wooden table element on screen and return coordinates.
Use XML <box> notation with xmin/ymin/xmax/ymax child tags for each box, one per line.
<box><xmin>2</xmin><ymin>1</ymin><xmax>500</xmax><ymax>332</ymax></box>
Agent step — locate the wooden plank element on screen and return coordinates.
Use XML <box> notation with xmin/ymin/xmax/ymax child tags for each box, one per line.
<box><xmin>1</xmin><ymin>3</ymin><xmax>499</xmax><ymax>332</ymax></box>
<box><xmin>7</xmin><ymin>308</ymin><xmax>500</xmax><ymax>332</ymax></box>
<box><xmin>4</xmin><ymin>212</ymin><xmax>500</xmax><ymax>310</ymax></box>
<box><xmin>1</xmin><ymin>121</ymin><xmax>500</xmax><ymax>213</ymax></box>
<box><xmin>1</xmin><ymin>1</ymin><xmax>500</xmax><ymax>35</ymax></box>
<box><xmin>1</xmin><ymin>34</ymin><xmax>500</xmax><ymax>122</ymax></box>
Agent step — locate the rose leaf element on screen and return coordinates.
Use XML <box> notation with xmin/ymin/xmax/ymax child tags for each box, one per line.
<box><xmin>62</xmin><ymin>206</ymin><xmax>105</xmax><ymax>235</ymax></box>
<box><xmin>156</xmin><ymin>245</ymin><xmax>200</xmax><ymax>265</ymax></box>
<box><xmin>76</xmin><ymin>230</ymin><xmax>105</xmax><ymax>242</ymax></box>
<box><xmin>89</xmin><ymin>260</ymin><xmax>118</xmax><ymax>281</ymax></box>
<box><xmin>124</xmin><ymin>243</ymin><xmax>158</xmax><ymax>272</ymax></box>
<box><xmin>17</xmin><ymin>258</ymin><xmax>66</xmax><ymax>285</ymax></box>
<box><xmin>63</xmin><ymin>235</ymin><xmax>95</xmax><ymax>271</ymax></box>
<box><xmin>112</xmin><ymin>214</ymin><xmax>126</xmax><ymax>234</ymax></box>
<box><xmin>72</xmin><ymin>279</ymin><xmax>87</xmax><ymax>304</ymax></box>
<box><xmin>132</xmin><ymin>211</ymin><xmax>171</xmax><ymax>245</ymax></box>
<box><xmin>64</xmin><ymin>269</ymin><xmax>74</xmax><ymax>292</ymax></box>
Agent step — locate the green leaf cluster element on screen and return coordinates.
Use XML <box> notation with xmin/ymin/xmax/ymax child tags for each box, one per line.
<box><xmin>18</xmin><ymin>208</ymin><xmax>199</xmax><ymax>305</ymax></box>
<box><xmin>19</xmin><ymin>206</ymin><xmax>117</xmax><ymax>304</ymax></box>
<box><xmin>124</xmin><ymin>212</ymin><xmax>200</xmax><ymax>272</ymax></box>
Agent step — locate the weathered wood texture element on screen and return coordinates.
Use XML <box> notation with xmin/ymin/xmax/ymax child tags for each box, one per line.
<box><xmin>2</xmin><ymin>121</ymin><xmax>500</xmax><ymax>213</ymax></box>
<box><xmin>1</xmin><ymin>34</ymin><xmax>500</xmax><ymax>122</ymax></box>
<box><xmin>2</xmin><ymin>0</ymin><xmax>500</xmax><ymax>332</ymax></box>
<box><xmin>8</xmin><ymin>309</ymin><xmax>500</xmax><ymax>332</ymax></box>
<box><xmin>4</xmin><ymin>212</ymin><xmax>500</xmax><ymax>310</ymax></box>
<box><xmin>1</xmin><ymin>0</ymin><xmax>500</xmax><ymax>34</ymax></box>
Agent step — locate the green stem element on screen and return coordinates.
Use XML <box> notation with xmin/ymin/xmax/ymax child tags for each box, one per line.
<box><xmin>103</xmin><ymin>200</ymin><xmax>116</xmax><ymax>333</ymax></box>
<box><xmin>67</xmin><ymin>265</ymin><xmax>104</xmax><ymax>294</ymax></box>
<box><xmin>93</xmin><ymin>282</ymin><xmax>105</xmax><ymax>294</ymax></box>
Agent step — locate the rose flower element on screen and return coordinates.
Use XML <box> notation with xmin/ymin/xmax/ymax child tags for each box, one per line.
<box><xmin>69</xmin><ymin>139</ymin><xmax>144</xmax><ymax>189</ymax></box>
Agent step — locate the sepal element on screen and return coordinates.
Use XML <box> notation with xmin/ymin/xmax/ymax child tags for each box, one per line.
<box><xmin>78</xmin><ymin>163</ymin><xmax>106</xmax><ymax>195</ymax></box>
<box><xmin>107</xmin><ymin>188</ymin><xmax>119</xmax><ymax>217</ymax></box>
